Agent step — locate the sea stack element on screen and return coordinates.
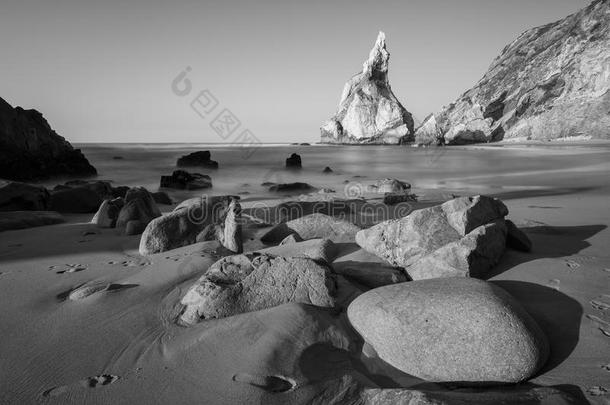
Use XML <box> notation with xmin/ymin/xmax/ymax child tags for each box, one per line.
<box><xmin>0</xmin><ymin>97</ymin><xmax>97</xmax><ymax>181</ymax></box>
<box><xmin>320</xmin><ymin>31</ymin><xmax>414</xmax><ymax>144</ymax></box>
<box><xmin>433</xmin><ymin>0</ymin><xmax>610</xmax><ymax>144</ymax></box>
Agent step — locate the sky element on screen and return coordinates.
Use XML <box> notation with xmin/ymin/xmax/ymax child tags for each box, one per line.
<box><xmin>0</xmin><ymin>0</ymin><xmax>588</xmax><ymax>144</ymax></box>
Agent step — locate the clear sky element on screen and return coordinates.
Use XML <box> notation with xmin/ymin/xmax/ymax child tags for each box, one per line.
<box><xmin>1</xmin><ymin>0</ymin><xmax>587</xmax><ymax>143</ymax></box>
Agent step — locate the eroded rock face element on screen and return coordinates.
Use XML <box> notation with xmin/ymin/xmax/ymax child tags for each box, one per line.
<box><xmin>414</xmin><ymin>114</ymin><xmax>443</xmax><ymax>145</ymax></box>
<box><xmin>356</xmin><ymin>195</ymin><xmax>508</xmax><ymax>279</ymax></box>
<box><xmin>347</xmin><ymin>278</ymin><xmax>549</xmax><ymax>384</ymax></box>
<box><xmin>436</xmin><ymin>0</ymin><xmax>610</xmax><ymax>143</ymax></box>
<box><xmin>115</xmin><ymin>187</ymin><xmax>161</xmax><ymax>235</ymax></box>
<box><xmin>139</xmin><ymin>195</ymin><xmax>241</xmax><ymax>255</ymax></box>
<box><xmin>0</xmin><ymin>97</ymin><xmax>97</xmax><ymax>181</ymax></box>
<box><xmin>179</xmin><ymin>254</ymin><xmax>336</xmax><ymax>323</ymax></box>
<box><xmin>321</xmin><ymin>32</ymin><xmax>414</xmax><ymax>144</ymax></box>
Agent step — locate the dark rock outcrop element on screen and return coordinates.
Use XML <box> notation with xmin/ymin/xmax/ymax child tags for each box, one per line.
<box><xmin>0</xmin><ymin>211</ymin><xmax>65</xmax><ymax>232</ymax></box>
<box><xmin>320</xmin><ymin>32</ymin><xmax>414</xmax><ymax>144</ymax></box>
<box><xmin>435</xmin><ymin>0</ymin><xmax>610</xmax><ymax>143</ymax></box>
<box><xmin>49</xmin><ymin>186</ymin><xmax>102</xmax><ymax>213</ymax></box>
<box><xmin>160</xmin><ymin>170</ymin><xmax>212</xmax><ymax>190</ymax></box>
<box><xmin>268</xmin><ymin>182</ymin><xmax>314</xmax><ymax>192</ymax></box>
<box><xmin>0</xmin><ymin>97</ymin><xmax>96</xmax><ymax>181</ymax></box>
<box><xmin>285</xmin><ymin>153</ymin><xmax>302</xmax><ymax>168</ymax></box>
<box><xmin>0</xmin><ymin>181</ymin><xmax>50</xmax><ymax>211</ymax></box>
<box><xmin>176</xmin><ymin>150</ymin><xmax>218</xmax><ymax>169</ymax></box>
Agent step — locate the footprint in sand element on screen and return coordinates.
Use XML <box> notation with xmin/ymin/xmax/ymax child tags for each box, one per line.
<box><xmin>54</xmin><ymin>263</ymin><xmax>88</xmax><ymax>274</ymax></box>
<box><xmin>586</xmin><ymin>314</ymin><xmax>610</xmax><ymax>337</ymax></box>
<box><xmin>42</xmin><ymin>374</ymin><xmax>120</xmax><ymax>398</ymax></box>
<box><xmin>547</xmin><ymin>279</ymin><xmax>561</xmax><ymax>291</ymax></box>
<box><xmin>565</xmin><ymin>259</ymin><xmax>580</xmax><ymax>269</ymax></box>
<box><xmin>232</xmin><ymin>373</ymin><xmax>296</xmax><ymax>393</ymax></box>
<box><xmin>587</xmin><ymin>386</ymin><xmax>608</xmax><ymax>396</ymax></box>
<box><xmin>590</xmin><ymin>297</ymin><xmax>610</xmax><ymax>311</ymax></box>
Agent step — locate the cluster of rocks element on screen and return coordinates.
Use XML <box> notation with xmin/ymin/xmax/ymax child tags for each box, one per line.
<box><xmin>356</xmin><ymin>195</ymin><xmax>528</xmax><ymax>279</ymax></box>
<box><xmin>91</xmin><ymin>187</ymin><xmax>162</xmax><ymax>235</ymax></box>
<box><xmin>139</xmin><ymin>195</ymin><xmax>242</xmax><ymax>255</ymax></box>
<box><xmin>171</xmin><ymin>193</ymin><xmax>547</xmax><ymax>389</ymax></box>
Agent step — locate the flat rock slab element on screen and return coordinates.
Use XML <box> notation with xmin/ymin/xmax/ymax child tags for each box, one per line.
<box><xmin>256</xmin><ymin>238</ymin><xmax>337</xmax><ymax>263</ymax></box>
<box><xmin>261</xmin><ymin>213</ymin><xmax>361</xmax><ymax>244</ymax></box>
<box><xmin>347</xmin><ymin>278</ymin><xmax>549</xmax><ymax>384</ymax></box>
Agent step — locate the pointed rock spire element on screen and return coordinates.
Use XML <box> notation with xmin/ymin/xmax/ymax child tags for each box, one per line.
<box><xmin>321</xmin><ymin>32</ymin><xmax>414</xmax><ymax>144</ymax></box>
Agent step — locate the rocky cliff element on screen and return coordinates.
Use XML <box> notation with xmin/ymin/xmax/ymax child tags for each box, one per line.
<box><xmin>0</xmin><ymin>97</ymin><xmax>96</xmax><ymax>181</ymax></box>
<box><xmin>428</xmin><ymin>0</ymin><xmax>610</xmax><ymax>145</ymax></box>
<box><xmin>321</xmin><ymin>32</ymin><xmax>414</xmax><ymax>144</ymax></box>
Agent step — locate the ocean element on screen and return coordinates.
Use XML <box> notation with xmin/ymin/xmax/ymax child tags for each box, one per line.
<box><xmin>36</xmin><ymin>142</ymin><xmax>610</xmax><ymax>203</ymax></box>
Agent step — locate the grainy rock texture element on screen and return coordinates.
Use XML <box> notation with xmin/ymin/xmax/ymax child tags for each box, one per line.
<box><xmin>0</xmin><ymin>97</ymin><xmax>96</xmax><ymax>181</ymax></box>
<box><xmin>435</xmin><ymin>0</ymin><xmax>610</xmax><ymax>143</ymax></box>
<box><xmin>320</xmin><ymin>32</ymin><xmax>414</xmax><ymax>144</ymax></box>
<box><xmin>356</xmin><ymin>195</ymin><xmax>508</xmax><ymax>279</ymax></box>
<box><xmin>180</xmin><ymin>254</ymin><xmax>336</xmax><ymax>323</ymax></box>
<box><xmin>347</xmin><ymin>278</ymin><xmax>549</xmax><ymax>384</ymax></box>
<box><xmin>261</xmin><ymin>213</ymin><xmax>361</xmax><ymax>244</ymax></box>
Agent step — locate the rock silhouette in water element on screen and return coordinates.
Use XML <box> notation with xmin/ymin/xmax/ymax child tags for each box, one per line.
<box><xmin>0</xmin><ymin>97</ymin><xmax>96</xmax><ymax>181</ymax></box>
<box><xmin>433</xmin><ymin>0</ymin><xmax>610</xmax><ymax>144</ymax></box>
<box><xmin>320</xmin><ymin>32</ymin><xmax>414</xmax><ymax>144</ymax></box>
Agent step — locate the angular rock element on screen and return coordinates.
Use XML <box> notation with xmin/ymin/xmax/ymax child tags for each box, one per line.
<box><xmin>160</xmin><ymin>170</ymin><xmax>212</xmax><ymax>190</ymax></box>
<box><xmin>261</xmin><ymin>213</ymin><xmax>361</xmax><ymax>244</ymax></box>
<box><xmin>323</xmin><ymin>166</ymin><xmax>333</xmax><ymax>173</ymax></box>
<box><xmin>320</xmin><ymin>32</ymin><xmax>414</xmax><ymax>144</ymax></box>
<box><xmin>435</xmin><ymin>0</ymin><xmax>610</xmax><ymax>143</ymax></box>
<box><xmin>506</xmin><ymin>219</ymin><xmax>533</xmax><ymax>252</ymax></box>
<box><xmin>49</xmin><ymin>186</ymin><xmax>102</xmax><ymax>213</ymax></box>
<box><xmin>139</xmin><ymin>196</ymin><xmax>241</xmax><ymax>255</ymax></box>
<box><xmin>356</xmin><ymin>195</ymin><xmax>508</xmax><ymax>279</ymax></box>
<box><xmin>0</xmin><ymin>181</ymin><xmax>50</xmax><ymax>211</ymax></box>
<box><xmin>0</xmin><ymin>97</ymin><xmax>96</xmax><ymax>181</ymax></box>
<box><xmin>91</xmin><ymin>198</ymin><xmax>121</xmax><ymax>228</ymax></box>
<box><xmin>279</xmin><ymin>233</ymin><xmax>303</xmax><ymax>245</ymax></box>
<box><xmin>347</xmin><ymin>278</ymin><xmax>549</xmax><ymax>384</ymax></box>
<box><xmin>215</xmin><ymin>198</ymin><xmax>242</xmax><ymax>253</ymax></box>
<box><xmin>406</xmin><ymin>220</ymin><xmax>507</xmax><ymax>279</ymax></box>
<box><xmin>176</xmin><ymin>150</ymin><xmax>219</xmax><ymax>169</ymax></box>
<box><xmin>414</xmin><ymin>114</ymin><xmax>443</xmax><ymax>145</ymax></box>
<box><xmin>285</xmin><ymin>153</ymin><xmax>302</xmax><ymax>168</ymax></box>
<box><xmin>179</xmin><ymin>254</ymin><xmax>336</xmax><ymax>323</ymax></box>
<box><xmin>257</xmin><ymin>238</ymin><xmax>337</xmax><ymax>263</ymax></box>
<box><xmin>0</xmin><ymin>211</ymin><xmax>64</xmax><ymax>232</ymax></box>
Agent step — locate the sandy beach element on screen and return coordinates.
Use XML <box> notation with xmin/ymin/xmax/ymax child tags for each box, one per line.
<box><xmin>0</xmin><ymin>141</ymin><xmax>608</xmax><ymax>405</ymax></box>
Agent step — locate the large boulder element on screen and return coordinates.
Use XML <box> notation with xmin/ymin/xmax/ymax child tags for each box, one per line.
<box><xmin>414</xmin><ymin>114</ymin><xmax>443</xmax><ymax>145</ymax></box>
<box><xmin>0</xmin><ymin>211</ymin><xmax>64</xmax><ymax>232</ymax></box>
<box><xmin>0</xmin><ymin>97</ymin><xmax>96</xmax><ymax>181</ymax></box>
<box><xmin>356</xmin><ymin>195</ymin><xmax>508</xmax><ymax>279</ymax></box>
<box><xmin>320</xmin><ymin>32</ymin><xmax>414</xmax><ymax>144</ymax></box>
<box><xmin>434</xmin><ymin>0</ymin><xmax>610</xmax><ymax>143</ymax></box>
<box><xmin>176</xmin><ymin>150</ymin><xmax>219</xmax><ymax>169</ymax></box>
<box><xmin>160</xmin><ymin>170</ymin><xmax>212</xmax><ymax>190</ymax></box>
<box><xmin>49</xmin><ymin>186</ymin><xmax>102</xmax><ymax>213</ymax></box>
<box><xmin>261</xmin><ymin>213</ymin><xmax>361</xmax><ymax>244</ymax></box>
<box><xmin>347</xmin><ymin>278</ymin><xmax>549</xmax><ymax>384</ymax></box>
<box><xmin>179</xmin><ymin>254</ymin><xmax>336</xmax><ymax>323</ymax></box>
<box><xmin>115</xmin><ymin>187</ymin><xmax>161</xmax><ymax>235</ymax></box>
<box><xmin>139</xmin><ymin>195</ymin><xmax>242</xmax><ymax>255</ymax></box>
<box><xmin>0</xmin><ymin>181</ymin><xmax>50</xmax><ymax>211</ymax></box>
